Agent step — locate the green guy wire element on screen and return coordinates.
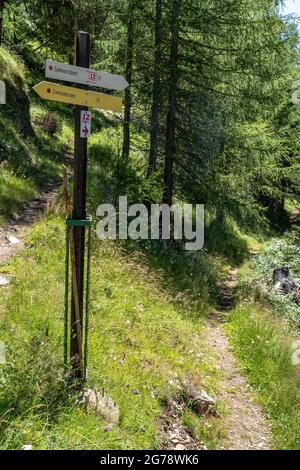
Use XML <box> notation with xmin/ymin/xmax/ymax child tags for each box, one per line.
<box><xmin>64</xmin><ymin>225</ymin><xmax>71</xmax><ymax>368</ymax></box>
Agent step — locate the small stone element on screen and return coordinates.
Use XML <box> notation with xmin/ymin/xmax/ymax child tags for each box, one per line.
<box><xmin>23</xmin><ymin>445</ymin><xmax>33</xmax><ymax>450</ymax></box>
<box><xmin>182</xmin><ymin>379</ymin><xmax>218</xmax><ymax>416</ymax></box>
<box><xmin>0</xmin><ymin>275</ymin><xmax>10</xmax><ymax>287</ymax></box>
<box><xmin>175</xmin><ymin>444</ymin><xmax>185</xmax><ymax>450</ymax></box>
<box><xmin>6</xmin><ymin>235</ymin><xmax>20</xmax><ymax>245</ymax></box>
<box><xmin>77</xmin><ymin>388</ymin><xmax>119</xmax><ymax>426</ymax></box>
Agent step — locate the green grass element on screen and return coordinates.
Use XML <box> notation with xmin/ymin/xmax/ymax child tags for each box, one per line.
<box><xmin>204</xmin><ymin>215</ymin><xmax>250</xmax><ymax>265</ymax></box>
<box><xmin>226</xmin><ymin>303</ymin><xmax>300</xmax><ymax>450</ymax></box>
<box><xmin>181</xmin><ymin>410</ymin><xmax>226</xmax><ymax>450</ymax></box>
<box><xmin>0</xmin><ymin>47</ymin><xmax>26</xmax><ymax>89</ymax></box>
<box><xmin>0</xmin><ymin>214</ymin><xmax>223</xmax><ymax>450</ymax></box>
<box><xmin>0</xmin><ymin>168</ymin><xmax>36</xmax><ymax>224</ymax></box>
<box><xmin>0</xmin><ymin>111</ymin><xmax>67</xmax><ymax>225</ymax></box>
<box><xmin>123</xmin><ymin>239</ymin><xmax>224</xmax><ymax>317</ymax></box>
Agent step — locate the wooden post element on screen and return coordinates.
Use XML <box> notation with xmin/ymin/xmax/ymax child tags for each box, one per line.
<box><xmin>70</xmin><ymin>31</ymin><xmax>91</xmax><ymax>380</ymax></box>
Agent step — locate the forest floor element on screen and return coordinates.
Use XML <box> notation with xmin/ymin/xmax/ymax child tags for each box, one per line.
<box><xmin>205</xmin><ymin>269</ymin><xmax>273</xmax><ymax>450</ymax></box>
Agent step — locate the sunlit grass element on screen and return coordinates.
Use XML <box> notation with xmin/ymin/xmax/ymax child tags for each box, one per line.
<box><xmin>227</xmin><ymin>303</ymin><xmax>300</xmax><ymax>450</ymax></box>
<box><xmin>0</xmin><ymin>168</ymin><xmax>36</xmax><ymax>224</ymax></box>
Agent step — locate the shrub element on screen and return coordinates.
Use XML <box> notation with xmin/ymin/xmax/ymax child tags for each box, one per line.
<box><xmin>237</xmin><ymin>235</ymin><xmax>300</xmax><ymax>328</ymax></box>
<box><xmin>38</xmin><ymin>113</ymin><xmax>61</xmax><ymax>137</ymax></box>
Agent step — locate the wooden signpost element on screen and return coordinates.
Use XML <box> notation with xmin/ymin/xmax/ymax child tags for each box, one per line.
<box><xmin>70</xmin><ymin>31</ymin><xmax>90</xmax><ymax>382</ymax></box>
<box><xmin>33</xmin><ymin>31</ymin><xmax>127</xmax><ymax>382</ymax></box>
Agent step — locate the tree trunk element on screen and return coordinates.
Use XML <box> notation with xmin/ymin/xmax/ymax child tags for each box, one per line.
<box><xmin>122</xmin><ymin>2</ymin><xmax>134</xmax><ymax>160</ymax></box>
<box><xmin>0</xmin><ymin>0</ymin><xmax>5</xmax><ymax>45</ymax></box>
<box><xmin>16</xmin><ymin>89</ymin><xmax>35</xmax><ymax>138</ymax></box>
<box><xmin>163</xmin><ymin>0</ymin><xmax>180</xmax><ymax>206</ymax></box>
<box><xmin>148</xmin><ymin>0</ymin><xmax>162</xmax><ymax>177</ymax></box>
<box><xmin>258</xmin><ymin>191</ymin><xmax>289</xmax><ymax>233</ymax></box>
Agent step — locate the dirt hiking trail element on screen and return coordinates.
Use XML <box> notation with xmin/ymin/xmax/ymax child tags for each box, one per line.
<box><xmin>206</xmin><ymin>268</ymin><xmax>273</xmax><ymax>450</ymax></box>
<box><xmin>0</xmin><ymin>179</ymin><xmax>61</xmax><ymax>267</ymax></box>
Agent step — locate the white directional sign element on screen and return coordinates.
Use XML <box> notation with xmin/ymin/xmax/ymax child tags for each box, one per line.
<box><xmin>45</xmin><ymin>60</ymin><xmax>129</xmax><ymax>91</ymax></box>
<box><xmin>80</xmin><ymin>110</ymin><xmax>91</xmax><ymax>139</ymax></box>
<box><xmin>0</xmin><ymin>81</ymin><xmax>6</xmax><ymax>105</ymax></box>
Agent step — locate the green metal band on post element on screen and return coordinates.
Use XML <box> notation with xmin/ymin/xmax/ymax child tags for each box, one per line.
<box><xmin>66</xmin><ymin>214</ymin><xmax>92</xmax><ymax>227</ymax></box>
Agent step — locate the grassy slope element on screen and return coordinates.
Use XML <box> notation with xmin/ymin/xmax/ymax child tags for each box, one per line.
<box><xmin>0</xmin><ymin>47</ymin><xmax>35</xmax><ymax>222</ymax></box>
<box><xmin>1</xmin><ymin>130</ymin><xmax>299</xmax><ymax>449</ymax></box>
<box><xmin>0</xmin><ymin>46</ymin><xmax>71</xmax><ymax>225</ymax></box>
<box><xmin>0</xmin><ymin>215</ymin><xmax>224</xmax><ymax>450</ymax></box>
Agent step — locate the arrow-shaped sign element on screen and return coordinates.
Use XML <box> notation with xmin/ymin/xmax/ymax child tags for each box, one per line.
<box><xmin>33</xmin><ymin>81</ymin><xmax>123</xmax><ymax>112</ymax></box>
<box><xmin>82</xmin><ymin>126</ymin><xmax>89</xmax><ymax>137</ymax></box>
<box><xmin>45</xmin><ymin>60</ymin><xmax>129</xmax><ymax>91</ymax></box>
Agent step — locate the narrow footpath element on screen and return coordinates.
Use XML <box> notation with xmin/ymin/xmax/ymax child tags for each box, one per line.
<box><xmin>206</xmin><ymin>268</ymin><xmax>273</xmax><ymax>450</ymax></box>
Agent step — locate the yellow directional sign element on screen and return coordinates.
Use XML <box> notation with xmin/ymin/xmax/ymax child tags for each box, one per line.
<box><xmin>33</xmin><ymin>81</ymin><xmax>123</xmax><ymax>112</ymax></box>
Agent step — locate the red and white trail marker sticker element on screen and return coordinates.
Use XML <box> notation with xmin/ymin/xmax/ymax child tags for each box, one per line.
<box><xmin>80</xmin><ymin>111</ymin><xmax>91</xmax><ymax>138</ymax></box>
<box><xmin>88</xmin><ymin>71</ymin><xmax>97</xmax><ymax>84</ymax></box>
